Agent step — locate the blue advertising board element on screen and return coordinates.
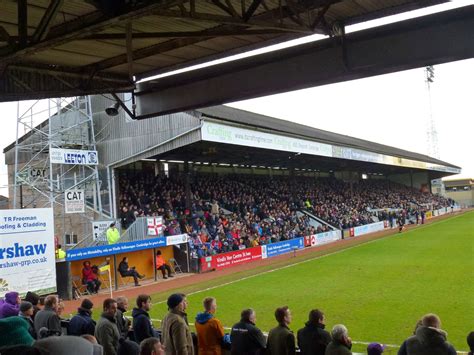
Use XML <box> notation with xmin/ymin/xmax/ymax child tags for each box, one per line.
<box><xmin>262</xmin><ymin>237</ymin><xmax>304</xmax><ymax>259</ymax></box>
<box><xmin>66</xmin><ymin>237</ymin><xmax>167</xmax><ymax>261</ymax></box>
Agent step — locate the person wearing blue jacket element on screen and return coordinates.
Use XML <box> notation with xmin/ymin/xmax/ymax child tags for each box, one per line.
<box><xmin>67</xmin><ymin>299</ymin><xmax>96</xmax><ymax>336</ymax></box>
<box><xmin>132</xmin><ymin>294</ymin><xmax>159</xmax><ymax>344</ymax></box>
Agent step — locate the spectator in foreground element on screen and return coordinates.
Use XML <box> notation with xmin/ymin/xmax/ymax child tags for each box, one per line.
<box><xmin>19</xmin><ymin>301</ymin><xmax>36</xmax><ymax>339</ymax></box>
<box><xmin>35</xmin><ymin>335</ymin><xmax>103</xmax><ymax>355</ymax></box>
<box><xmin>397</xmin><ymin>314</ymin><xmax>456</xmax><ymax>355</ymax></box>
<box><xmin>161</xmin><ymin>293</ymin><xmax>194</xmax><ymax>355</ymax></box>
<box><xmin>325</xmin><ymin>324</ymin><xmax>352</xmax><ymax>355</ymax></box>
<box><xmin>0</xmin><ymin>316</ymin><xmax>35</xmax><ymax>348</ymax></box>
<box><xmin>297</xmin><ymin>309</ymin><xmax>331</xmax><ymax>355</ymax></box>
<box><xmin>155</xmin><ymin>250</ymin><xmax>174</xmax><ymax>279</ymax></box>
<box><xmin>68</xmin><ymin>298</ymin><xmax>96</xmax><ymax>336</ymax></box>
<box><xmin>118</xmin><ymin>257</ymin><xmax>144</xmax><ymax>286</ymax></box>
<box><xmin>267</xmin><ymin>306</ymin><xmax>296</xmax><ymax>355</ymax></box>
<box><xmin>140</xmin><ymin>337</ymin><xmax>165</xmax><ymax>355</ymax></box>
<box><xmin>23</xmin><ymin>291</ymin><xmax>41</xmax><ymax>320</ymax></box>
<box><xmin>132</xmin><ymin>294</ymin><xmax>159</xmax><ymax>344</ymax></box>
<box><xmin>34</xmin><ymin>294</ymin><xmax>62</xmax><ymax>338</ymax></box>
<box><xmin>95</xmin><ymin>298</ymin><xmax>120</xmax><ymax>355</ymax></box>
<box><xmin>230</xmin><ymin>308</ymin><xmax>266</xmax><ymax>355</ymax></box>
<box><xmin>367</xmin><ymin>343</ymin><xmax>385</xmax><ymax>355</ymax></box>
<box><xmin>0</xmin><ymin>291</ymin><xmax>21</xmax><ymax>319</ymax></box>
<box><xmin>115</xmin><ymin>296</ymin><xmax>131</xmax><ymax>339</ymax></box>
<box><xmin>195</xmin><ymin>297</ymin><xmax>225</xmax><ymax>355</ymax></box>
<box><xmin>118</xmin><ymin>338</ymin><xmax>140</xmax><ymax>355</ymax></box>
<box><xmin>467</xmin><ymin>331</ymin><xmax>474</xmax><ymax>355</ymax></box>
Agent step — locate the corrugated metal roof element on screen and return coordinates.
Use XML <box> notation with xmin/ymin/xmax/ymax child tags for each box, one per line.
<box><xmin>197</xmin><ymin>105</ymin><xmax>460</xmax><ymax>169</ymax></box>
<box><xmin>0</xmin><ymin>0</ymin><xmax>449</xmax><ymax>101</ymax></box>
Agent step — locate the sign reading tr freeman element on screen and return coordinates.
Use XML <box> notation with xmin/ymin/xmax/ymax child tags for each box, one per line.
<box><xmin>50</xmin><ymin>148</ymin><xmax>98</xmax><ymax>165</ymax></box>
<box><xmin>0</xmin><ymin>208</ymin><xmax>56</xmax><ymax>297</ymax></box>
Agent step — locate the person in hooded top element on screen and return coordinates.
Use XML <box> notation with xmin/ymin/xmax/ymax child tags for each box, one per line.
<box><xmin>67</xmin><ymin>299</ymin><xmax>96</xmax><ymax>336</ymax></box>
<box><xmin>0</xmin><ymin>292</ymin><xmax>21</xmax><ymax>319</ymax></box>
<box><xmin>397</xmin><ymin>314</ymin><xmax>456</xmax><ymax>355</ymax></box>
<box><xmin>195</xmin><ymin>297</ymin><xmax>225</xmax><ymax>355</ymax></box>
<box><xmin>297</xmin><ymin>309</ymin><xmax>331</xmax><ymax>355</ymax></box>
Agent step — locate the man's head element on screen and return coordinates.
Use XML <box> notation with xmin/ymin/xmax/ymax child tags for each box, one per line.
<box><xmin>167</xmin><ymin>293</ymin><xmax>187</xmax><ymax>312</ymax></box>
<box><xmin>44</xmin><ymin>295</ymin><xmax>58</xmax><ymax>311</ymax></box>
<box><xmin>274</xmin><ymin>306</ymin><xmax>291</xmax><ymax>326</ymax></box>
<box><xmin>117</xmin><ymin>296</ymin><xmax>129</xmax><ymax>311</ymax></box>
<box><xmin>83</xmin><ymin>261</ymin><xmax>90</xmax><ymax>267</ymax></box>
<box><xmin>137</xmin><ymin>294</ymin><xmax>152</xmax><ymax>312</ymax></box>
<box><xmin>156</xmin><ymin>250</ymin><xmax>162</xmax><ymax>256</ymax></box>
<box><xmin>203</xmin><ymin>297</ymin><xmax>217</xmax><ymax>314</ymax></box>
<box><xmin>331</xmin><ymin>324</ymin><xmax>349</xmax><ymax>344</ymax></box>
<box><xmin>240</xmin><ymin>308</ymin><xmax>256</xmax><ymax>324</ymax></box>
<box><xmin>122</xmin><ymin>257</ymin><xmax>128</xmax><ymax>263</ymax></box>
<box><xmin>308</xmin><ymin>309</ymin><xmax>325</xmax><ymax>326</ymax></box>
<box><xmin>467</xmin><ymin>331</ymin><xmax>474</xmax><ymax>352</ymax></box>
<box><xmin>140</xmin><ymin>337</ymin><xmax>165</xmax><ymax>355</ymax></box>
<box><xmin>20</xmin><ymin>301</ymin><xmax>34</xmax><ymax>316</ymax></box>
<box><xmin>103</xmin><ymin>298</ymin><xmax>117</xmax><ymax>317</ymax></box>
<box><xmin>421</xmin><ymin>314</ymin><xmax>441</xmax><ymax>329</ymax></box>
<box><xmin>57</xmin><ymin>244</ymin><xmax>62</xmax><ymax>249</ymax></box>
<box><xmin>110</xmin><ymin>222</ymin><xmax>116</xmax><ymax>229</ymax></box>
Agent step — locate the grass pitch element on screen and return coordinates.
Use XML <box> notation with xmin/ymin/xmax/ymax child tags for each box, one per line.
<box><xmin>134</xmin><ymin>212</ymin><xmax>474</xmax><ymax>352</ymax></box>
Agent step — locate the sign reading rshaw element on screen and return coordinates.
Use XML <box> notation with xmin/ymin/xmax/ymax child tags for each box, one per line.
<box><xmin>50</xmin><ymin>148</ymin><xmax>98</xmax><ymax>165</ymax></box>
<box><xmin>0</xmin><ymin>208</ymin><xmax>56</xmax><ymax>297</ymax></box>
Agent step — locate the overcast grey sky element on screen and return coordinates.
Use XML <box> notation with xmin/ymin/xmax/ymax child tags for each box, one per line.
<box><xmin>0</xmin><ymin>1</ymin><xmax>473</xmax><ymax>197</ymax></box>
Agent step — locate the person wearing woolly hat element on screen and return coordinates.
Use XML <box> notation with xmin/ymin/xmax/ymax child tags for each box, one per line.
<box><xmin>118</xmin><ymin>338</ymin><xmax>140</xmax><ymax>355</ymax></box>
<box><xmin>0</xmin><ymin>316</ymin><xmax>35</xmax><ymax>347</ymax></box>
<box><xmin>367</xmin><ymin>342</ymin><xmax>385</xmax><ymax>355</ymax></box>
<box><xmin>161</xmin><ymin>293</ymin><xmax>194</xmax><ymax>355</ymax></box>
<box><xmin>19</xmin><ymin>301</ymin><xmax>36</xmax><ymax>339</ymax></box>
<box><xmin>467</xmin><ymin>331</ymin><xmax>474</xmax><ymax>355</ymax></box>
<box><xmin>24</xmin><ymin>291</ymin><xmax>41</xmax><ymax>320</ymax></box>
<box><xmin>0</xmin><ymin>291</ymin><xmax>20</xmax><ymax>319</ymax></box>
<box><xmin>68</xmin><ymin>298</ymin><xmax>96</xmax><ymax>336</ymax></box>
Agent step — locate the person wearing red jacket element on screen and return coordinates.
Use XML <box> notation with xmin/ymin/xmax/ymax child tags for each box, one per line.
<box><xmin>82</xmin><ymin>261</ymin><xmax>101</xmax><ymax>294</ymax></box>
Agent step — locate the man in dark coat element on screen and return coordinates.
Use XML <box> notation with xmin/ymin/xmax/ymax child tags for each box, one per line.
<box><xmin>115</xmin><ymin>296</ymin><xmax>131</xmax><ymax>339</ymax></box>
<box><xmin>267</xmin><ymin>306</ymin><xmax>296</xmax><ymax>355</ymax></box>
<box><xmin>67</xmin><ymin>299</ymin><xmax>96</xmax><ymax>336</ymax></box>
<box><xmin>230</xmin><ymin>308</ymin><xmax>266</xmax><ymax>355</ymax></box>
<box><xmin>297</xmin><ymin>309</ymin><xmax>331</xmax><ymax>355</ymax></box>
<box><xmin>34</xmin><ymin>295</ymin><xmax>62</xmax><ymax>338</ymax></box>
<box><xmin>398</xmin><ymin>314</ymin><xmax>456</xmax><ymax>355</ymax></box>
<box><xmin>132</xmin><ymin>294</ymin><xmax>158</xmax><ymax>344</ymax></box>
<box><xmin>118</xmin><ymin>257</ymin><xmax>144</xmax><ymax>286</ymax></box>
<box><xmin>95</xmin><ymin>298</ymin><xmax>120</xmax><ymax>355</ymax></box>
<box><xmin>325</xmin><ymin>324</ymin><xmax>352</xmax><ymax>355</ymax></box>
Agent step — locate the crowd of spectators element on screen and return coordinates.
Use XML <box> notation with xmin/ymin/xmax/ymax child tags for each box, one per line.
<box><xmin>0</xmin><ymin>290</ymin><xmax>472</xmax><ymax>355</ymax></box>
<box><xmin>118</xmin><ymin>173</ymin><xmax>454</xmax><ymax>256</ymax></box>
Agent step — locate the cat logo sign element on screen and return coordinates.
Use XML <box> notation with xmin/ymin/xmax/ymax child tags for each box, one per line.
<box><xmin>65</xmin><ymin>189</ymin><xmax>85</xmax><ymax>214</ymax></box>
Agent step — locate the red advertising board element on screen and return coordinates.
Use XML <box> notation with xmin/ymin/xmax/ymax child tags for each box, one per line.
<box><xmin>200</xmin><ymin>247</ymin><xmax>262</xmax><ymax>272</ymax></box>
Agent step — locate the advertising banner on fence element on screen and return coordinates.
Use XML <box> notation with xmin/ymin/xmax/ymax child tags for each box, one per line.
<box><xmin>166</xmin><ymin>234</ymin><xmax>189</xmax><ymax>246</ymax></box>
<box><xmin>0</xmin><ymin>208</ymin><xmax>56</xmax><ymax>297</ymax></box>
<box><xmin>67</xmin><ymin>237</ymin><xmax>167</xmax><ymax>261</ymax></box>
<box><xmin>50</xmin><ymin>148</ymin><xmax>98</xmax><ymax>165</ymax></box>
<box><xmin>352</xmin><ymin>221</ymin><xmax>385</xmax><ymax>237</ymax></box>
<box><xmin>304</xmin><ymin>230</ymin><xmax>341</xmax><ymax>247</ymax></box>
<box><xmin>147</xmin><ymin>217</ymin><xmax>163</xmax><ymax>236</ymax></box>
<box><xmin>65</xmin><ymin>189</ymin><xmax>85</xmax><ymax>214</ymax></box>
<box><xmin>261</xmin><ymin>238</ymin><xmax>304</xmax><ymax>259</ymax></box>
<box><xmin>200</xmin><ymin>246</ymin><xmax>262</xmax><ymax>272</ymax></box>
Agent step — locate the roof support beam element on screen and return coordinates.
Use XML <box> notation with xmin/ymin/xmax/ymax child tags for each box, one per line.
<box><xmin>243</xmin><ymin>0</ymin><xmax>263</xmax><ymax>22</ymax></box>
<box><xmin>134</xmin><ymin>6</ymin><xmax>474</xmax><ymax>118</ymax></box>
<box><xmin>17</xmin><ymin>0</ymin><xmax>28</xmax><ymax>48</ymax></box>
<box><xmin>31</xmin><ymin>0</ymin><xmax>64</xmax><ymax>43</ymax></box>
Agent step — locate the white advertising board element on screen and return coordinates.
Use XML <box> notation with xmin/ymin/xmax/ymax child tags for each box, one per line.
<box><xmin>50</xmin><ymin>148</ymin><xmax>98</xmax><ymax>165</ymax></box>
<box><xmin>93</xmin><ymin>220</ymin><xmax>115</xmax><ymax>242</ymax></box>
<box><xmin>166</xmin><ymin>234</ymin><xmax>189</xmax><ymax>246</ymax></box>
<box><xmin>353</xmin><ymin>221</ymin><xmax>385</xmax><ymax>237</ymax></box>
<box><xmin>202</xmin><ymin>121</ymin><xmax>333</xmax><ymax>158</ymax></box>
<box><xmin>308</xmin><ymin>230</ymin><xmax>341</xmax><ymax>246</ymax></box>
<box><xmin>65</xmin><ymin>189</ymin><xmax>85</xmax><ymax>214</ymax></box>
<box><xmin>0</xmin><ymin>208</ymin><xmax>56</xmax><ymax>297</ymax></box>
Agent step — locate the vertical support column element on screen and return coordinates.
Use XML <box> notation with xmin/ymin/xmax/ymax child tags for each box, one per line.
<box><xmin>184</xmin><ymin>161</ymin><xmax>191</xmax><ymax>210</ymax></box>
<box><xmin>153</xmin><ymin>248</ymin><xmax>157</xmax><ymax>282</ymax></box>
<box><xmin>113</xmin><ymin>254</ymin><xmax>118</xmax><ymax>291</ymax></box>
<box><xmin>410</xmin><ymin>170</ymin><xmax>414</xmax><ymax>189</ymax></box>
<box><xmin>18</xmin><ymin>0</ymin><xmax>28</xmax><ymax>48</ymax></box>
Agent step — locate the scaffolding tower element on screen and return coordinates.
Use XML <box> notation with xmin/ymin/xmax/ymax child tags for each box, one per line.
<box><xmin>12</xmin><ymin>96</ymin><xmax>107</xmax><ymax>247</ymax></box>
